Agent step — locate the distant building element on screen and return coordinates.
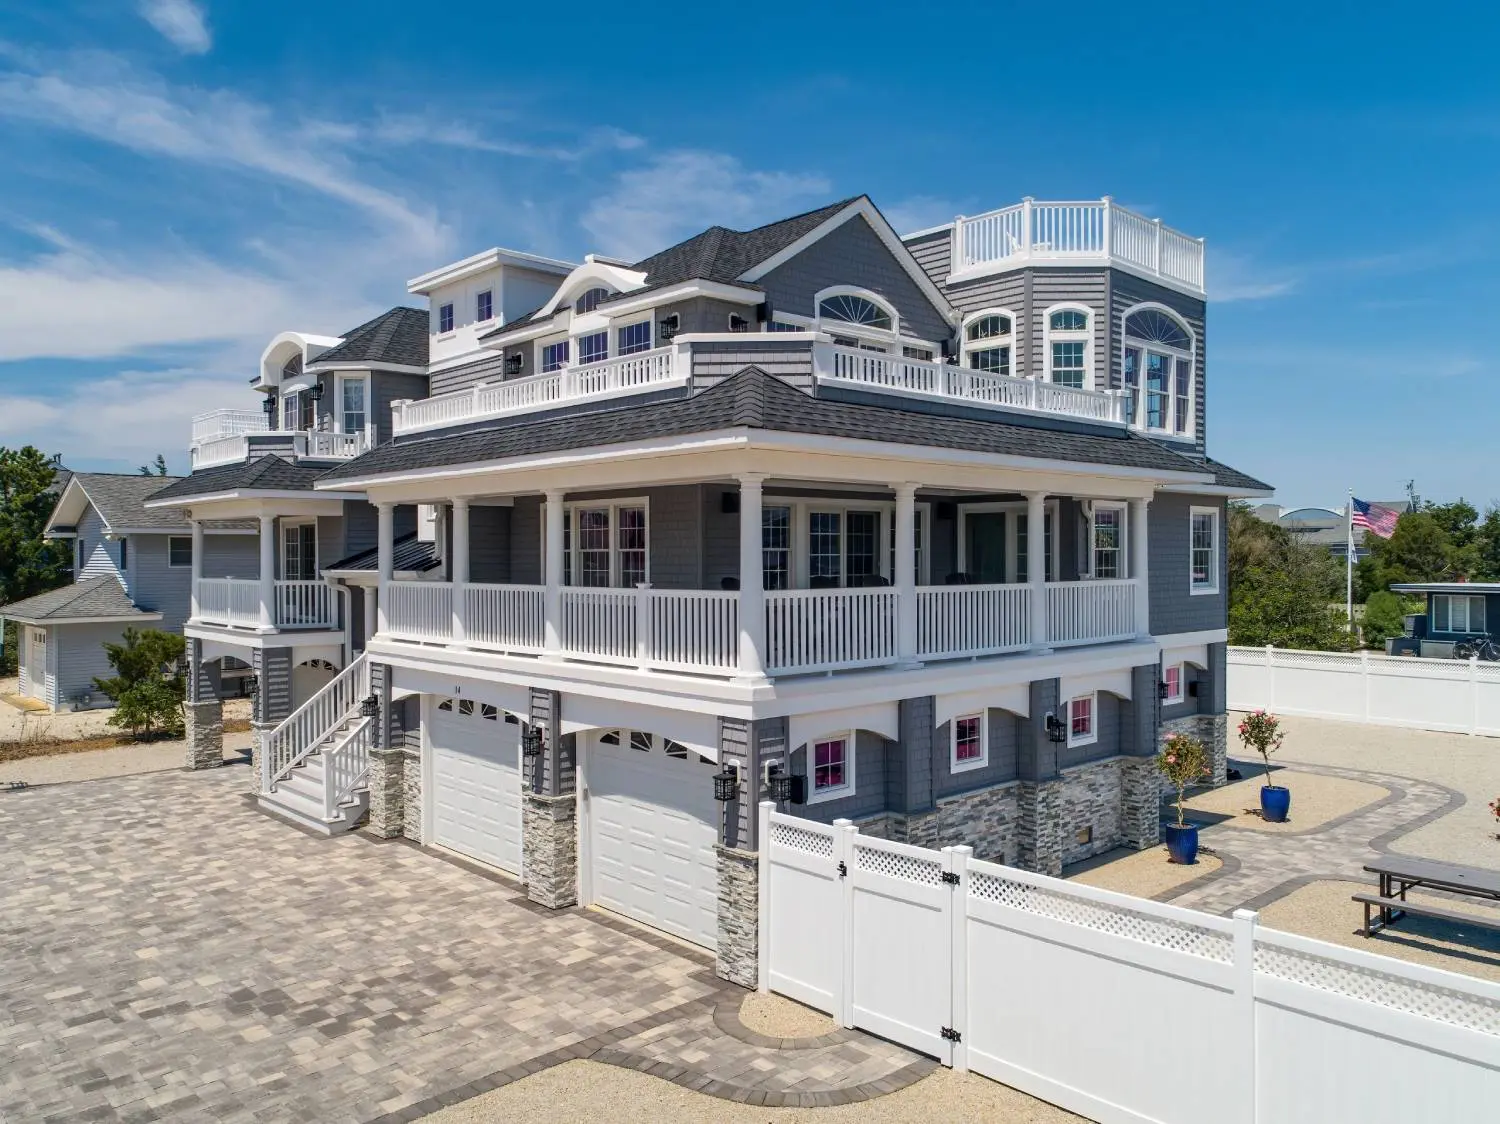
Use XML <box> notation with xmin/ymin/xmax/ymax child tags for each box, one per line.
<box><xmin>1252</xmin><ymin>501</ymin><xmax>1412</xmax><ymax>564</ymax></box>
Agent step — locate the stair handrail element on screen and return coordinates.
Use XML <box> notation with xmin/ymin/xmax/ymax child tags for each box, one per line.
<box><xmin>322</xmin><ymin>716</ymin><xmax>374</xmax><ymax>822</ymax></box>
<box><xmin>262</xmin><ymin>652</ymin><xmax>371</xmax><ymax>791</ymax></box>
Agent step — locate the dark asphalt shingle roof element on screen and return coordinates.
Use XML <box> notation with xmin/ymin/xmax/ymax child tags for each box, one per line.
<box><xmin>1202</xmin><ymin>457</ymin><xmax>1273</xmax><ymax>493</ymax></box>
<box><xmin>320</xmin><ymin>368</ymin><xmax>1212</xmax><ymax>484</ymax></box>
<box><xmin>71</xmin><ymin>472</ymin><xmax>188</xmax><ymax>530</ymax></box>
<box><xmin>327</xmin><ymin>533</ymin><xmax>440</xmax><ymax>573</ymax></box>
<box><xmin>147</xmin><ymin>456</ymin><xmax>332</xmax><ymax>503</ymax></box>
<box><xmin>309</xmin><ymin>307</ymin><xmax>429</xmax><ymax>369</ymax></box>
<box><xmin>0</xmin><ymin>577</ymin><xmax>154</xmax><ymax>622</ymax></box>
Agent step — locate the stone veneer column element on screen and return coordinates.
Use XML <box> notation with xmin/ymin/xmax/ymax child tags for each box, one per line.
<box><xmin>1016</xmin><ymin>678</ymin><xmax>1065</xmax><ymax>876</ymax></box>
<box><xmin>523</xmin><ymin>687</ymin><xmax>578</xmax><ymax>908</ymax></box>
<box><xmin>1204</xmin><ymin>642</ymin><xmax>1229</xmax><ymax>785</ymax></box>
<box><xmin>364</xmin><ymin>661</ymin><xmax>405</xmax><ymax>837</ymax></box>
<box><xmin>715</xmin><ymin>845</ymin><xmax>759</xmax><ymax>988</ymax></box>
<box><xmin>183</xmin><ymin>638</ymin><xmax>224</xmax><ymax>771</ymax></box>
<box><xmin>1119</xmin><ymin>663</ymin><xmax>1162</xmax><ymax>849</ymax></box>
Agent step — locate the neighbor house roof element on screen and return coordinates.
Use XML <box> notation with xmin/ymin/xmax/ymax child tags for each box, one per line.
<box><xmin>46</xmin><ymin>472</ymin><xmax>190</xmax><ymax>533</ymax></box>
<box><xmin>307</xmin><ymin>307</ymin><xmax>428</xmax><ymax>369</ymax></box>
<box><xmin>319</xmin><ymin>367</ymin><xmax>1214</xmax><ymax>486</ymax></box>
<box><xmin>1391</xmin><ymin>583</ymin><xmax>1500</xmax><ymax>595</ymax></box>
<box><xmin>146</xmin><ymin>456</ymin><xmax>334</xmax><ymax>504</ymax></box>
<box><xmin>325</xmin><ymin>533</ymin><xmax>440</xmax><ymax>574</ymax></box>
<box><xmin>0</xmin><ymin>577</ymin><xmax>160</xmax><ymax>624</ymax></box>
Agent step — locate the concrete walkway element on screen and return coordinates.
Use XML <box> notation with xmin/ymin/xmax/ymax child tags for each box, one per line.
<box><xmin>0</xmin><ymin>767</ymin><xmax>929</xmax><ymax>1124</ymax></box>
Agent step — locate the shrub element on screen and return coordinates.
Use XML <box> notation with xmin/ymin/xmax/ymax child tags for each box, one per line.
<box><xmin>93</xmin><ymin>628</ymin><xmax>186</xmax><ymax>740</ymax></box>
<box><xmin>1158</xmin><ymin>733</ymin><xmax>1209</xmax><ymax>829</ymax></box>
<box><xmin>1237</xmin><ymin>709</ymin><xmax>1284</xmax><ymax>785</ymax></box>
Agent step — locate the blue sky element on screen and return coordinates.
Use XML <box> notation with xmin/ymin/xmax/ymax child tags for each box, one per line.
<box><xmin>0</xmin><ymin>0</ymin><xmax>1496</xmax><ymax>508</ymax></box>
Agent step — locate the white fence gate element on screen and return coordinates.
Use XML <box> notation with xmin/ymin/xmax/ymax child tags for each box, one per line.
<box><xmin>759</xmin><ymin>804</ymin><xmax>1500</xmax><ymax>1124</ymax></box>
<box><xmin>1228</xmin><ymin>645</ymin><xmax>1500</xmax><ymax>735</ymax></box>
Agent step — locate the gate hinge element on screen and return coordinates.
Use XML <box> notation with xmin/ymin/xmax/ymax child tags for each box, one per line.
<box><xmin>941</xmin><ymin>871</ymin><xmax>960</xmax><ymax>885</ymax></box>
<box><xmin>941</xmin><ymin>1026</ymin><xmax>962</xmax><ymax>1043</ymax></box>
<box><xmin>837</xmin><ymin>861</ymin><xmax>848</xmax><ymax>878</ymax></box>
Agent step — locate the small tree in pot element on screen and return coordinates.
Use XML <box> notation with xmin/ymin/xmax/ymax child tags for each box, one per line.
<box><xmin>1158</xmin><ymin>732</ymin><xmax>1209</xmax><ymax>864</ymax></box>
<box><xmin>1238</xmin><ymin>710</ymin><xmax>1289</xmax><ymax>822</ymax></box>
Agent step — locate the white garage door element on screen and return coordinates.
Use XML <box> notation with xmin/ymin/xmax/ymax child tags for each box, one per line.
<box><xmin>587</xmin><ymin>731</ymin><xmax>720</xmax><ymax>950</ymax></box>
<box><xmin>429</xmin><ymin>698</ymin><xmax>523</xmax><ymax>876</ymax></box>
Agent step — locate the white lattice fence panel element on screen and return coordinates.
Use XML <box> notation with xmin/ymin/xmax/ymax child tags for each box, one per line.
<box><xmin>854</xmin><ymin>840</ymin><xmax>943</xmax><ymax>885</ymax></box>
<box><xmin>769</xmin><ymin>817</ymin><xmax>833</xmax><ymax>858</ymax></box>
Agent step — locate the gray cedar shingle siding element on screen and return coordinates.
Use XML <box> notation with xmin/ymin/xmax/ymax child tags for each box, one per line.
<box><xmin>1149</xmin><ymin>492</ymin><xmax>1226</xmax><ymax>636</ymax></box>
<box><xmin>931</xmin><ymin>709</ymin><xmax>1022</xmax><ymax>798</ymax></box>
<box><xmin>1057</xmin><ymin>690</ymin><xmax>1122</xmax><ymax>769</ymax></box>
<box><xmin>757</xmin><ymin>215</ymin><xmax>951</xmax><ymax>344</ymax></box>
<box><xmin>429</xmin><ymin>351</ymin><xmax>508</xmax><ymax>398</ymax></box>
<box><xmin>904</xmin><ymin>229</ymin><xmax>952</xmax><ymax>287</ymax></box>
<box><xmin>372</xmin><ymin>372</ymin><xmax>430</xmax><ymax>446</ymax></box>
<box><xmin>788</xmin><ymin>730</ymin><xmax>890</xmax><ymax>824</ymax></box>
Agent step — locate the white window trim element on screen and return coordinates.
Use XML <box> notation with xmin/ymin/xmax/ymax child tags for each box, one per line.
<box><xmin>773</xmin><ymin>498</ymin><xmax>929</xmax><ymax>588</ymax></box>
<box><xmin>1043</xmin><ymin>302</ymin><xmax>1094</xmax><ymax>389</ymax></box>
<box><xmin>960</xmin><ymin>307</ymin><xmax>1018</xmax><ymax>374</ymax></box>
<box><xmin>280</xmin><ymin>517</ymin><xmax>318</xmax><ymax>581</ymax></box>
<box><xmin>536</xmin><ymin>332</ymin><xmax>570</xmax><ymax>374</ymax></box>
<box><xmin>167</xmin><ymin>535</ymin><xmax>192</xmax><ymax>568</ymax></box>
<box><xmin>1120</xmin><ymin>301</ymin><xmax>1196</xmax><ymax>441</ymax></box>
<box><xmin>1163</xmin><ymin>663</ymin><xmax>1184</xmax><ymax>705</ymax></box>
<box><xmin>814</xmin><ymin>285</ymin><xmax>900</xmax><ymax>338</ymax></box>
<box><xmin>950</xmin><ymin>711</ymin><xmax>988</xmax><ymax>773</ymax></box>
<box><xmin>1066</xmin><ymin>692</ymin><xmax>1098</xmax><ymax>749</ymax></box>
<box><xmin>1189</xmin><ymin>506</ymin><xmax>1220</xmax><ymax>595</ymax></box>
<box><xmin>561</xmin><ymin>497</ymin><xmax>651</xmax><ymax>588</ymax></box>
<box><xmin>1085</xmin><ymin>501</ymin><xmax>1128</xmax><ymax>581</ymax></box>
<box><xmin>335</xmin><ymin>373</ymin><xmax>370</xmax><ymax>436</ymax></box>
<box><xmin>956</xmin><ymin>501</ymin><xmax>1061</xmax><ymax>584</ymax></box>
<box><xmin>1432</xmin><ymin>593</ymin><xmax>1487</xmax><ymax>635</ymax></box>
<box><xmin>805</xmin><ymin>729</ymin><xmax>856</xmax><ymax>803</ymax></box>
<box><xmin>437</xmin><ymin>302</ymin><xmax>455</xmax><ymax>336</ymax></box>
<box><xmin>612</xmin><ymin>312</ymin><xmax>655</xmax><ymax>357</ymax></box>
<box><xmin>476</xmin><ymin>288</ymin><xmax>494</xmax><ymax>323</ymax></box>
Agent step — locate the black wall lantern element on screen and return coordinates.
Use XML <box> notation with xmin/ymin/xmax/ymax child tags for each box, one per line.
<box><xmin>766</xmin><ymin>762</ymin><xmax>806</xmax><ymax>805</ymax></box>
<box><xmin>1045</xmin><ymin>712</ymin><xmax>1067</xmax><ymax>744</ymax></box>
<box><xmin>308</xmin><ymin>381</ymin><xmax>325</xmax><ymax>403</ymax></box>
<box><xmin>360</xmin><ymin>693</ymin><xmax>380</xmax><ymax>718</ymax></box>
<box><xmin>522</xmin><ymin>725</ymin><xmax>544</xmax><ymax>759</ymax></box>
<box><xmin>659</xmin><ymin>313</ymin><xmax>681</xmax><ymax>342</ymax></box>
<box><xmin>504</xmin><ymin>353</ymin><xmax>524</xmax><ymax>376</ymax></box>
<box><xmin>1157</xmin><ymin>680</ymin><xmax>1170</xmax><ymax>700</ymax></box>
<box><xmin>713</xmin><ymin>764</ymin><xmax>738</xmax><ymax>802</ymax></box>
<box><xmin>261</xmin><ymin>394</ymin><xmax>277</xmax><ymax>418</ymax></box>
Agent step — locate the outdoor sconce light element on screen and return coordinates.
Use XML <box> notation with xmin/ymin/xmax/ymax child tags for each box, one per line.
<box><xmin>1158</xmin><ymin>680</ymin><xmax>1170</xmax><ymax>700</ymax></box>
<box><xmin>659</xmin><ymin>313</ymin><xmax>681</xmax><ymax>341</ymax></box>
<box><xmin>766</xmin><ymin>762</ymin><xmax>806</xmax><ymax>805</ymax></box>
<box><xmin>504</xmin><ymin>354</ymin><xmax>524</xmax><ymax>375</ymax></box>
<box><xmin>359</xmin><ymin>694</ymin><xmax>380</xmax><ymax>718</ymax></box>
<box><xmin>521</xmin><ymin>725</ymin><xmax>544</xmax><ymax>759</ymax></box>
<box><xmin>713</xmin><ymin>765</ymin><xmax>739</xmax><ymax>802</ymax></box>
<box><xmin>261</xmin><ymin>395</ymin><xmax>277</xmax><ymax>417</ymax></box>
<box><xmin>308</xmin><ymin>382</ymin><xmax>325</xmax><ymax>402</ymax></box>
<box><xmin>1045</xmin><ymin>712</ymin><xmax>1066</xmax><ymax>744</ymax></box>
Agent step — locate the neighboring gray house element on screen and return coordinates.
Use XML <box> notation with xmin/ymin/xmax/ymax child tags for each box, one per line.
<box><xmin>0</xmin><ymin>473</ymin><xmax>256</xmax><ymax>711</ymax></box>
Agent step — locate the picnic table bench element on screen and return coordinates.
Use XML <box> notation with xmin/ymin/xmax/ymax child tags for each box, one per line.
<box><xmin>1354</xmin><ymin>856</ymin><xmax>1500</xmax><ymax>938</ymax></box>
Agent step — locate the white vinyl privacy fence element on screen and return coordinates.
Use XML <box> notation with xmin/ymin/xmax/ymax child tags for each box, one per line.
<box><xmin>1228</xmin><ymin>645</ymin><xmax>1500</xmax><ymax>735</ymax></box>
<box><xmin>759</xmin><ymin>804</ymin><xmax>1500</xmax><ymax>1124</ymax></box>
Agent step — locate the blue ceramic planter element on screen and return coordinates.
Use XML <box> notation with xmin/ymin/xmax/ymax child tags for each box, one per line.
<box><xmin>1261</xmin><ymin>784</ymin><xmax>1291</xmax><ymax>823</ymax></box>
<box><xmin>1164</xmin><ymin>822</ymin><xmax>1200</xmax><ymax>865</ymax></box>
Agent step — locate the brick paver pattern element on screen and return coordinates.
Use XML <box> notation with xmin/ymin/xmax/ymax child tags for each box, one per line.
<box><xmin>0</xmin><ymin>767</ymin><xmax>923</xmax><ymax>1123</ymax></box>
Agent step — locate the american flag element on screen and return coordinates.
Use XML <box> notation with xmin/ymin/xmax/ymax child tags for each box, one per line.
<box><xmin>1351</xmin><ymin>497</ymin><xmax>1400</xmax><ymax>538</ymax></box>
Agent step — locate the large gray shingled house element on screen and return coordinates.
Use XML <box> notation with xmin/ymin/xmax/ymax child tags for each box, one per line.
<box><xmin>146</xmin><ymin>194</ymin><xmax>1270</xmax><ymax>989</ymax></box>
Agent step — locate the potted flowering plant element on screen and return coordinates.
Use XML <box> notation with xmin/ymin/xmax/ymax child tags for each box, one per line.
<box><xmin>1490</xmin><ymin>796</ymin><xmax>1500</xmax><ymax>841</ymax></box>
<box><xmin>1238</xmin><ymin>710</ymin><xmax>1288</xmax><ymax>822</ymax></box>
<box><xmin>1158</xmin><ymin>732</ymin><xmax>1210</xmax><ymax>864</ymax></box>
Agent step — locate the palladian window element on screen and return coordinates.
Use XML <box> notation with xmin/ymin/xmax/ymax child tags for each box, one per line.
<box><xmin>962</xmin><ymin>312</ymin><xmax>1014</xmax><ymax>376</ymax></box>
<box><xmin>818</xmin><ymin>293</ymin><xmax>892</xmax><ymax>331</ymax></box>
<box><xmin>1123</xmin><ymin>307</ymin><xmax>1194</xmax><ymax>436</ymax></box>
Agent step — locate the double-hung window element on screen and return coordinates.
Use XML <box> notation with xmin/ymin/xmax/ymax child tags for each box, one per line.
<box><xmin>952</xmin><ymin>713</ymin><xmax>987</xmax><ymax>771</ymax></box>
<box><xmin>810</xmin><ymin>735</ymin><xmax>852</xmax><ymax>799</ymax></box>
<box><xmin>808</xmin><ymin>512</ymin><xmax>842</xmax><ymax>585</ymax></box>
<box><xmin>763</xmin><ymin>506</ymin><xmax>791</xmax><ymax>590</ymax></box>
<box><xmin>339</xmin><ymin>377</ymin><xmax>367</xmax><ymax>436</ymax></box>
<box><xmin>963</xmin><ymin>312</ymin><xmax>1014</xmax><ymax>376</ymax></box>
<box><xmin>575</xmin><ymin>509</ymin><xmax>612</xmax><ymax>587</ymax></box>
<box><xmin>845</xmin><ymin>511</ymin><xmax>879</xmax><ymax>584</ymax></box>
<box><xmin>476</xmin><ymin>290</ymin><xmax>493</xmax><ymax>322</ymax></box>
<box><xmin>438</xmin><ymin>303</ymin><xmax>454</xmax><ymax>333</ymax></box>
<box><xmin>617</xmin><ymin>320</ymin><xmax>652</xmax><ymax>355</ymax></box>
<box><xmin>577</xmin><ymin>331</ymin><xmax>608</xmax><ymax>366</ymax></box>
<box><xmin>1433</xmin><ymin>594</ymin><xmax>1487</xmax><ymax>634</ymax></box>
<box><xmin>1163</xmin><ymin>664</ymin><xmax>1183</xmax><ymax>704</ymax></box>
<box><xmin>540</xmin><ymin>339</ymin><xmax>570</xmax><ymax>373</ymax></box>
<box><xmin>168</xmin><ymin>536</ymin><xmax>192</xmax><ymax>567</ymax></box>
<box><xmin>1190</xmin><ymin>507</ymin><xmax>1220</xmax><ymax>593</ymax></box>
<box><xmin>563</xmin><ymin>503</ymin><xmax>648</xmax><ymax>587</ymax></box>
<box><xmin>1046</xmin><ymin>307</ymin><xmax>1091</xmax><ymax>389</ymax></box>
<box><xmin>1092</xmin><ymin>505</ymin><xmax>1124</xmax><ymax>579</ymax></box>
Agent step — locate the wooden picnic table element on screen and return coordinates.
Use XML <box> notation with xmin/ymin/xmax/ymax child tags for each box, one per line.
<box><xmin>1355</xmin><ymin>855</ymin><xmax>1500</xmax><ymax>937</ymax></box>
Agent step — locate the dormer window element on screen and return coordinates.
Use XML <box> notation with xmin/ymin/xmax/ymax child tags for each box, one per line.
<box><xmin>1044</xmin><ymin>305</ymin><xmax>1092</xmax><ymax>389</ymax></box>
<box><xmin>574</xmin><ymin>287</ymin><xmax>611</xmax><ymax>315</ymax></box>
<box><xmin>438</xmin><ymin>303</ymin><xmax>454</xmax><ymax>333</ymax></box>
<box><xmin>962</xmin><ymin>311</ymin><xmax>1015</xmax><ymax>376</ymax></box>
<box><xmin>476</xmin><ymin>290</ymin><xmax>493</xmax><ymax>322</ymax></box>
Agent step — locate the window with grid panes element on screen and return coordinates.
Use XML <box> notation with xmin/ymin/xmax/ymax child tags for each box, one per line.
<box><xmin>763</xmin><ymin>506</ymin><xmax>791</xmax><ymax>590</ymax></box>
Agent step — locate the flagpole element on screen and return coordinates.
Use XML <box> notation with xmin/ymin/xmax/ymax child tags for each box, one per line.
<box><xmin>1346</xmin><ymin>488</ymin><xmax>1354</xmax><ymax>634</ymax></box>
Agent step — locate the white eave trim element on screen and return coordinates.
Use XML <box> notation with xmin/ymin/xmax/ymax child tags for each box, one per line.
<box><xmin>144</xmin><ymin>489</ymin><xmax>369</xmax><ymax>508</ymax></box>
<box><xmin>477</xmin><ymin>279</ymin><xmax>766</xmax><ymax>350</ymax></box>
<box><xmin>0</xmin><ymin>611</ymin><xmax>163</xmax><ymax>626</ymax></box>
<box><xmin>305</xmin><ymin>360</ymin><xmax>428</xmax><ymax>376</ymax></box>
<box><xmin>407</xmin><ymin>246</ymin><xmax>575</xmax><ymax>294</ymax></box>
<box><xmin>1160</xmin><ymin>482</ymin><xmax>1274</xmax><ymax>498</ymax></box>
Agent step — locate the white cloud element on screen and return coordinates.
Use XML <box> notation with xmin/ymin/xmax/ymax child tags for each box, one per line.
<box><xmin>880</xmin><ymin>195</ymin><xmax>961</xmax><ymax>236</ymax></box>
<box><xmin>581</xmin><ymin>151</ymin><xmax>831</xmax><ymax>259</ymax></box>
<box><xmin>138</xmin><ymin>0</ymin><xmax>212</xmax><ymax>55</ymax></box>
<box><xmin>370</xmin><ymin>116</ymin><xmax>644</xmax><ymax>161</ymax></box>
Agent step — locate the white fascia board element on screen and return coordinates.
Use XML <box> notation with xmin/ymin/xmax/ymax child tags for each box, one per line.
<box><xmin>477</xmin><ymin>317</ymin><xmax>566</xmax><ymax>349</ymax></box>
<box><xmin>42</xmin><ymin>477</ymin><xmax>95</xmax><ymax>536</ymax></box>
<box><xmin>305</xmin><ymin>361</ymin><xmax>428</xmax><ymax>376</ymax></box>
<box><xmin>1161</xmin><ymin>482</ymin><xmax>1274</xmax><ymax>498</ymax></box>
<box><xmin>900</xmin><ymin>220</ymin><xmax>956</xmax><ymax>240</ymax></box>
<box><xmin>144</xmin><ymin>490</ymin><xmax>367</xmax><ymax>511</ymax></box>
<box><xmin>407</xmin><ymin>247</ymin><xmax>576</xmax><ymax>294</ymax></box>
<box><xmin>1153</xmin><ymin>628</ymin><xmax>1229</xmax><ymax>649</ymax></box>
<box><xmin>736</xmin><ymin>198</ymin><xmax>960</xmax><ymax>327</ymax></box>
<box><xmin>185</xmin><ymin>623</ymin><xmax>346</xmax><ymax>649</ymax></box>
<box><xmin>597</xmin><ymin>279</ymin><xmax>762</xmax><ymax>318</ymax></box>
<box><xmin>257</xmin><ymin>331</ymin><xmax>344</xmax><ymax>388</ymax></box>
<box><xmin>4</xmin><ymin>612</ymin><xmax>161</xmax><ymax>626</ymax></box>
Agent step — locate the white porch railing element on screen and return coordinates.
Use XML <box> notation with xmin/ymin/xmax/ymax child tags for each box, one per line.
<box><xmin>322</xmin><ymin>716</ymin><xmax>374</xmax><ymax>820</ymax></box>
<box><xmin>192</xmin><ymin>408</ymin><xmax>268</xmax><ymax>442</ymax></box>
<box><xmin>1046</xmin><ymin>578</ymin><xmax>1137</xmax><ymax>646</ymax></box>
<box><xmin>188</xmin><ymin>418</ymin><xmax>371</xmax><ymax>468</ymax></box>
<box><xmin>301</xmin><ymin>429</ymin><xmax>371</xmax><ymax>459</ymax></box>
<box><xmin>918</xmin><ymin>584</ymin><xmax>1031</xmax><ymax>659</ymax></box>
<box><xmin>385</xmin><ymin>581</ymin><xmax>454</xmax><ymax>643</ymax></box>
<box><xmin>819</xmin><ymin>345</ymin><xmax>1126</xmax><ymax>425</ymax></box>
<box><xmin>190</xmin><ymin>434</ymin><xmax>251</xmax><ymax>469</ymax></box>
<box><xmin>561</xmin><ymin>588</ymin><xmax>637</xmax><ymax>663</ymax></box>
<box><xmin>274</xmin><ymin>580</ymin><xmax>335</xmax><ymax>628</ymax></box>
<box><xmin>392</xmin><ymin>344</ymin><xmax>689</xmax><ymax>436</ymax></box>
<box><xmin>764</xmin><ymin>587</ymin><xmax>899</xmax><ymax>675</ymax></box>
<box><xmin>263</xmin><ymin>654</ymin><xmax>370</xmax><ymax>792</ymax></box>
<box><xmin>650</xmin><ymin>590</ymin><xmax>739</xmax><ymax>673</ymax></box>
<box><xmin>465</xmin><ymin>583</ymin><xmax>546</xmax><ymax>652</ymax></box>
<box><xmin>195</xmin><ymin>578</ymin><xmax>261</xmax><ymax>627</ymax></box>
<box><xmin>951</xmin><ymin>198</ymin><xmax>1206</xmax><ymax>294</ymax></box>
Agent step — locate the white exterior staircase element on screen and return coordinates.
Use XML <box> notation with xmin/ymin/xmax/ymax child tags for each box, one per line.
<box><xmin>258</xmin><ymin>654</ymin><xmax>375</xmax><ymax>835</ymax></box>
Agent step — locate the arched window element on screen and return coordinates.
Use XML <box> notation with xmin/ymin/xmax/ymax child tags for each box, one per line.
<box><xmin>574</xmin><ymin>287</ymin><xmax>611</xmax><ymax>314</ymax></box>
<box><xmin>961</xmin><ymin>310</ymin><xmax>1015</xmax><ymax>376</ymax></box>
<box><xmin>281</xmin><ymin>354</ymin><xmax>302</xmax><ymax>380</ymax></box>
<box><xmin>1121</xmin><ymin>305</ymin><xmax>1194</xmax><ymax>436</ymax></box>
<box><xmin>1044</xmin><ymin>305</ymin><xmax>1092</xmax><ymax>389</ymax></box>
<box><xmin>818</xmin><ymin>292</ymin><xmax>893</xmax><ymax>331</ymax></box>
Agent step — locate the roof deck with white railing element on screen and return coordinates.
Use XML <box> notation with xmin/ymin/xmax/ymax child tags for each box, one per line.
<box><xmin>943</xmin><ymin>197</ymin><xmax>1205</xmax><ymax>295</ymax></box>
<box><xmin>189</xmin><ymin>409</ymin><xmax>373</xmax><ymax>470</ymax></box>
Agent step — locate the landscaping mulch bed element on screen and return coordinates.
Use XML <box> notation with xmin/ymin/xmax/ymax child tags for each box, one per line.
<box><xmin>0</xmin><ymin>718</ymin><xmax>249</xmax><ymax>763</ymax></box>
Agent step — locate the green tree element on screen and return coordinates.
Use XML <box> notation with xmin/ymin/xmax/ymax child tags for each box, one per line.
<box><xmin>1361</xmin><ymin>590</ymin><xmax>1420</xmax><ymax>650</ymax></box>
<box><xmin>138</xmin><ymin>454</ymin><xmax>169</xmax><ymax>477</ymax></box>
<box><xmin>1228</xmin><ymin>503</ymin><xmax>1353</xmax><ymax>651</ymax></box>
<box><xmin>1473</xmin><ymin>506</ymin><xmax>1500</xmax><ymax>582</ymax></box>
<box><xmin>0</xmin><ymin>446</ymin><xmax>70</xmax><ymax>675</ymax></box>
<box><xmin>93</xmin><ymin>628</ymin><xmax>186</xmax><ymax>740</ymax></box>
<box><xmin>1357</xmin><ymin>510</ymin><xmax>1455</xmax><ymax>595</ymax></box>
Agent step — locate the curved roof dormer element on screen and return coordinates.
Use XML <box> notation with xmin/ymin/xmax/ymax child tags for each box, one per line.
<box><xmin>531</xmin><ymin>257</ymin><xmax>649</xmax><ymax>320</ymax></box>
<box><xmin>256</xmin><ymin>331</ymin><xmax>345</xmax><ymax>391</ymax></box>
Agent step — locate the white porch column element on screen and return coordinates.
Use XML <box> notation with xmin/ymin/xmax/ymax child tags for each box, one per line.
<box><xmin>894</xmin><ymin>482</ymin><xmax>919</xmax><ymax>666</ymax></box>
<box><xmin>376</xmin><ymin>502</ymin><xmax>393</xmax><ymax>635</ymax></box>
<box><xmin>1027</xmin><ymin>491</ymin><xmax>1048</xmax><ymax>652</ymax></box>
<box><xmin>451</xmin><ymin>498</ymin><xmax>469</xmax><ymax>645</ymax></box>
<box><xmin>1131</xmin><ymin>496</ymin><xmax>1151</xmax><ymax>638</ymax></box>
<box><xmin>737</xmin><ymin>473</ymin><xmax>767</xmax><ymax>681</ymax></box>
<box><xmin>543</xmin><ymin>489</ymin><xmax>565</xmax><ymax>656</ymax></box>
<box><xmin>258</xmin><ymin>514</ymin><xmax>276</xmax><ymax>630</ymax></box>
<box><xmin>189</xmin><ymin>519</ymin><xmax>203</xmax><ymax>621</ymax></box>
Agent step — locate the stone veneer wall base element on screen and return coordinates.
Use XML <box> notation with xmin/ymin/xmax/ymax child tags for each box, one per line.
<box><xmin>1120</xmin><ymin>756</ymin><xmax>1162</xmax><ymax>850</ymax></box>
<box><xmin>1161</xmin><ymin>713</ymin><xmax>1230</xmax><ymax>790</ymax></box>
<box><xmin>1059</xmin><ymin>758</ymin><xmax>1125</xmax><ymax>866</ymax></box>
<box><xmin>885</xmin><ymin>783</ymin><xmax>1022</xmax><ymax>867</ymax></box>
<box><xmin>1018</xmin><ymin>778</ymin><xmax>1065</xmax><ymax>877</ymax></box>
<box><xmin>183</xmin><ymin>700</ymin><xmax>223</xmax><ymax>771</ymax></box>
<box><xmin>367</xmin><ymin>746</ymin><xmax>406</xmax><ymax>839</ymax></box>
<box><xmin>522</xmin><ymin>792</ymin><xmax>578</xmax><ymax>909</ymax></box>
<box><xmin>400</xmin><ymin>746</ymin><xmax>422</xmax><ymax>843</ymax></box>
<box><xmin>714</xmin><ymin>846</ymin><xmax>758</xmax><ymax>990</ymax></box>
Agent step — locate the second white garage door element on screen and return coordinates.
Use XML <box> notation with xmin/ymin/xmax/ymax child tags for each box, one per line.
<box><xmin>586</xmin><ymin>731</ymin><xmax>720</xmax><ymax>950</ymax></box>
<box><xmin>429</xmin><ymin>698</ymin><xmax>523</xmax><ymax>876</ymax></box>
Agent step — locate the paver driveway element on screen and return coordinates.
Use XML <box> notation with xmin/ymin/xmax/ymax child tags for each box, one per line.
<box><xmin>0</xmin><ymin>766</ymin><xmax>927</xmax><ymax>1123</ymax></box>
